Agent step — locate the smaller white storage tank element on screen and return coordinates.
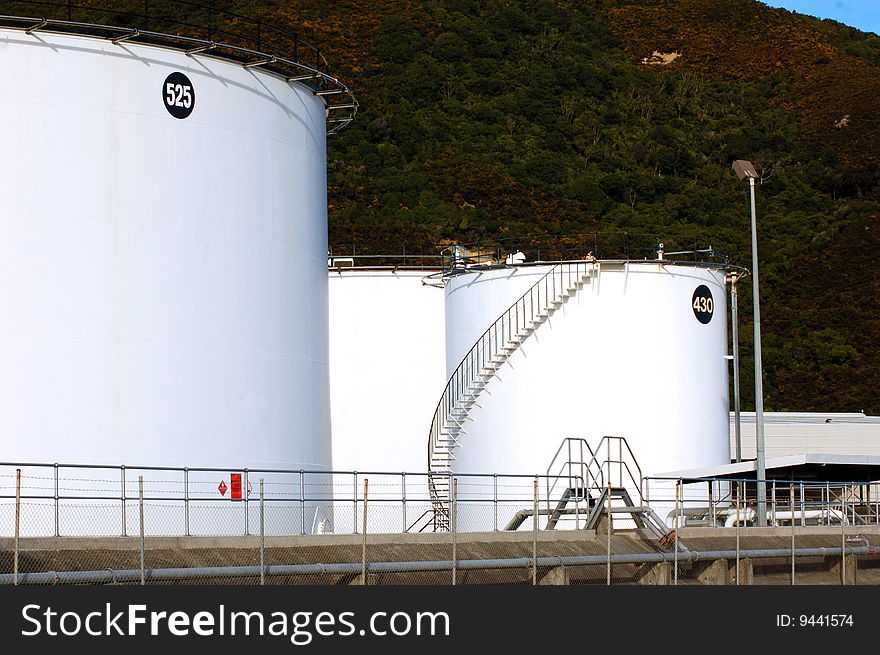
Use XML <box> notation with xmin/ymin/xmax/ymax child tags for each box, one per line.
<box><xmin>329</xmin><ymin>269</ymin><xmax>446</xmax><ymax>473</ymax></box>
<box><xmin>437</xmin><ymin>261</ymin><xmax>731</xmax><ymax>529</ymax></box>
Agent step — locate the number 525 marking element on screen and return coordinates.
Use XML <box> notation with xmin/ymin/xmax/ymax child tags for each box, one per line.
<box><xmin>165</xmin><ymin>82</ymin><xmax>192</xmax><ymax>108</ymax></box>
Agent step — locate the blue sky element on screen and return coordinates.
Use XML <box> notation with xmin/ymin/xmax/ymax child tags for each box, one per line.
<box><xmin>762</xmin><ymin>1</ymin><xmax>880</xmax><ymax>34</ymax></box>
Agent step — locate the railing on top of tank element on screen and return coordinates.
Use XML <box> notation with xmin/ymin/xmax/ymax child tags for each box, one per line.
<box><xmin>327</xmin><ymin>232</ymin><xmax>732</xmax><ymax>273</ymax></box>
<box><xmin>328</xmin><ymin>243</ymin><xmax>448</xmax><ymax>270</ymax></box>
<box><xmin>445</xmin><ymin>232</ymin><xmax>730</xmax><ymax>270</ymax></box>
<box><xmin>645</xmin><ymin>475</ymin><xmax>880</xmax><ymax>529</ymax></box>
<box><xmin>0</xmin><ymin>0</ymin><xmax>357</xmax><ymax>132</ymax></box>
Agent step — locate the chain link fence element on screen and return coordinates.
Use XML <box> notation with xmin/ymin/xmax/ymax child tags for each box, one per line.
<box><xmin>2</xmin><ymin>465</ymin><xmax>879</xmax><ymax>585</ymax></box>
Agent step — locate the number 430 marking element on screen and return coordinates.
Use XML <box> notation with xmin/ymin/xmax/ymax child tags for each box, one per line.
<box><xmin>693</xmin><ymin>296</ymin><xmax>714</xmax><ymax>313</ymax></box>
<box><xmin>165</xmin><ymin>82</ymin><xmax>192</xmax><ymax>108</ymax></box>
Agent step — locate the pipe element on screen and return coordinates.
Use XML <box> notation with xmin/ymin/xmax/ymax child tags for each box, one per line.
<box><xmin>729</xmin><ymin>274</ymin><xmax>742</xmax><ymax>462</ymax></box>
<box><xmin>3</xmin><ymin>545</ymin><xmax>878</xmax><ymax>586</ymax></box>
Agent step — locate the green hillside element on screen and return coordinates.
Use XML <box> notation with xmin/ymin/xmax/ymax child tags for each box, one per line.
<box><xmin>1</xmin><ymin>0</ymin><xmax>877</xmax><ymax>413</ymax></box>
<box><xmin>315</xmin><ymin>0</ymin><xmax>880</xmax><ymax>414</ymax></box>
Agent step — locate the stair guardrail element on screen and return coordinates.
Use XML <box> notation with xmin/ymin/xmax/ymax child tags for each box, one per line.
<box><xmin>582</xmin><ymin>436</ymin><xmax>645</xmax><ymax>504</ymax></box>
<box><xmin>544</xmin><ymin>437</ymin><xmax>604</xmax><ymax>522</ymax></box>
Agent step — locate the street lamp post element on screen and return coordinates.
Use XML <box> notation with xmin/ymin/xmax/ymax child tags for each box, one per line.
<box><xmin>732</xmin><ymin>159</ymin><xmax>767</xmax><ymax>527</ymax></box>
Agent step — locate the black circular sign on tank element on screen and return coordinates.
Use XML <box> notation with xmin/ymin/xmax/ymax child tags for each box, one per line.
<box><xmin>162</xmin><ymin>72</ymin><xmax>195</xmax><ymax>119</ymax></box>
<box><xmin>692</xmin><ymin>285</ymin><xmax>714</xmax><ymax>324</ymax></box>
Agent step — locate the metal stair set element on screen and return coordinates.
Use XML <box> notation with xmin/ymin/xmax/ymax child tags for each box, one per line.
<box><xmin>542</xmin><ymin>437</ymin><xmax>686</xmax><ymax>551</ymax></box>
<box><xmin>427</xmin><ymin>261</ymin><xmax>599</xmax><ymax>531</ymax></box>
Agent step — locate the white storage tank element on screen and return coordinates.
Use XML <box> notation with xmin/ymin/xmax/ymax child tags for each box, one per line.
<box><xmin>0</xmin><ymin>21</ymin><xmax>352</xmax><ymax>535</ymax></box>
<box><xmin>328</xmin><ymin>267</ymin><xmax>446</xmax><ymax>534</ymax></box>
<box><xmin>329</xmin><ymin>268</ymin><xmax>445</xmax><ymax>474</ymax></box>
<box><xmin>435</xmin><ymin>260</ymin><xmax>731</xmax><ymax>528</ymax></box>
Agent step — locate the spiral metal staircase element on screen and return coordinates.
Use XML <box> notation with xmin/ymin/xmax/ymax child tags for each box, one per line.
<box><xmin>427</xmin><ymin>261</ymin><xmax>599</xmax><ymax>530</ymax></box>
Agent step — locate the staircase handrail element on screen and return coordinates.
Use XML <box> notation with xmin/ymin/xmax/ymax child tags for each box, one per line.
<box><xmin>544</xmin><ymin>437</ymin><xmax>603</xmax><ymax>516</ymax></box>
<box><xmin>583</xmin><ymin>436</ymin><xmax>645</xmax><ymax>502</ymax></box>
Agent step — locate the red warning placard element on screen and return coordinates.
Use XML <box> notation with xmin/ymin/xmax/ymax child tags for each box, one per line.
<box><xmin>230</xmin><ymin>473</ymin><xmax>243</xmax><ymax>501</ymax></box>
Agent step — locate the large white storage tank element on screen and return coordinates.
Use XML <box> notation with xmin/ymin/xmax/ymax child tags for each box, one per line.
<box><xmin>439</xmin><ymin>261</ymin><xmax>730</xmax><ymax>528</ymax></box>
<box><xmin>0</xmin><ymin>21</ymin><xmax>351</xmax><ymax>535</ymax></box>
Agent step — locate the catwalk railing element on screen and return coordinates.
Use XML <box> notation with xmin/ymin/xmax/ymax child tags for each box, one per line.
<box><xmin>326</xmin><ymin>232</ymin><xmax>733</xmax><ymax>272</ymax></box>
<box><xmin>0</xmin><ymin>0</ymin><xmax>357</xmax><ymax>132</ymax></box>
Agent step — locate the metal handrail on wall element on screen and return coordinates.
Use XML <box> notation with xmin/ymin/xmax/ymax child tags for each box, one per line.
<box><xmin>0</xmin><ymin>0</ymin><xmax>357</xmax><ymax>132</ymax></box>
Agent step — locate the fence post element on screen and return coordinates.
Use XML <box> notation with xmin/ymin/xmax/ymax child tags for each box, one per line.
<box><xmin>452</xmin><ymin>478</ymin><xmax>458</xmax><ymax>586</ymax></box>
<box><xmin>401</xmin><ymin>473</ymin><xmax>407</xmax><ymax>534</ymax></box>
<box><xmin>353</xmin><ymin>471</ymin><xmax>358</xmax><ymax>535</ymax></box>
<box><xmin>800</xmin><ymin>482</ymin><xmax>805</xmax><ymax>526</ymax></box>
<box><xmin>139</xmin><ymin>476</ymin><xmax>145</xmax><ymax>586</ymax></box>
<box><xmin>790</xmin><ymin>483</ymin><xmax>795</xmax><ymax>586</ymax></box>
<box><xmin>673</xmin><ymin>480</ymin><xmax>679</xmax><ymax>586</ymax></box>
<box><xmin>532</xmin><ymin>478</ymin><xmax>538</xmax><ymax>586</ymax></box>
<box><xmin>121</xmin><ymin>465</ymin><xmax>127</xmax><ymax>537</ymax></box>
<box><xmin>14</xmin><ymin>469</ymin><xmax>21</xmax><ymax>586</ymax></box>
<box><xmin>260</xmin><ymin>478</ymin><xmax>266</xmax><ymax>586</ymax></box>
<box><xmin>54</xmin><ymin>464</ymin><xmax>59</xmax><ymax>538</ymax></box>
<box><xmin>735</xmin><ymin>483</ymin><xmax>740</xmax><ymax>585</ymax></box>
<box><xmin>606</xmin><ymin>482</ymin><xmax>612</xmax><ymax>586</ymax></box>
<box><xmin>841</xmin><ymin>497</ymin><xmax>846</xmax><ymax>585</ymax></box>
<box><xmin>299</xmin><ymin>470</ymin><xmax>305</xmax><ymax>536</ymax></box>
<box><xmin>709</xmin><ymin>480</ymin><xmax>714</xmax><ymax>528</ymax></box>
<box><xmin>184</xmin><ymin>468</ymin><xmax>190</xmax><ymax>537</ymax></box>
<box><xmin>493</xmin><ymin>474</ymin><xmax>498</xmax><ymax>531</ymax></box>
<box><xmin>771</xmin><ymin>481</ymin><xmax>776</xmax><ymax>526</ymax></box>
<box><xmin>361</xmin><ymin>478</ymin><xmax>368</xmax><ymax>585</ymax></box>
<box><xmin>244</xmin><ymin>469</ymin><xmax>250</xmax><ymax>536</ymax></box>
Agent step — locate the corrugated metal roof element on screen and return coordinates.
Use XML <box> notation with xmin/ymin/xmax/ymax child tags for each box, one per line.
<box><xmin>658</xmin><ymin>453</ymin><xmax>880</xmax><ymax>482</ymax></box>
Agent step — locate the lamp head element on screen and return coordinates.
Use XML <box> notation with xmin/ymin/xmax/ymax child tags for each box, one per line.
<box><xmin>732</xmin><ymin>160</ymin><xmax>758</xmax><ymax>181</ymax></box>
